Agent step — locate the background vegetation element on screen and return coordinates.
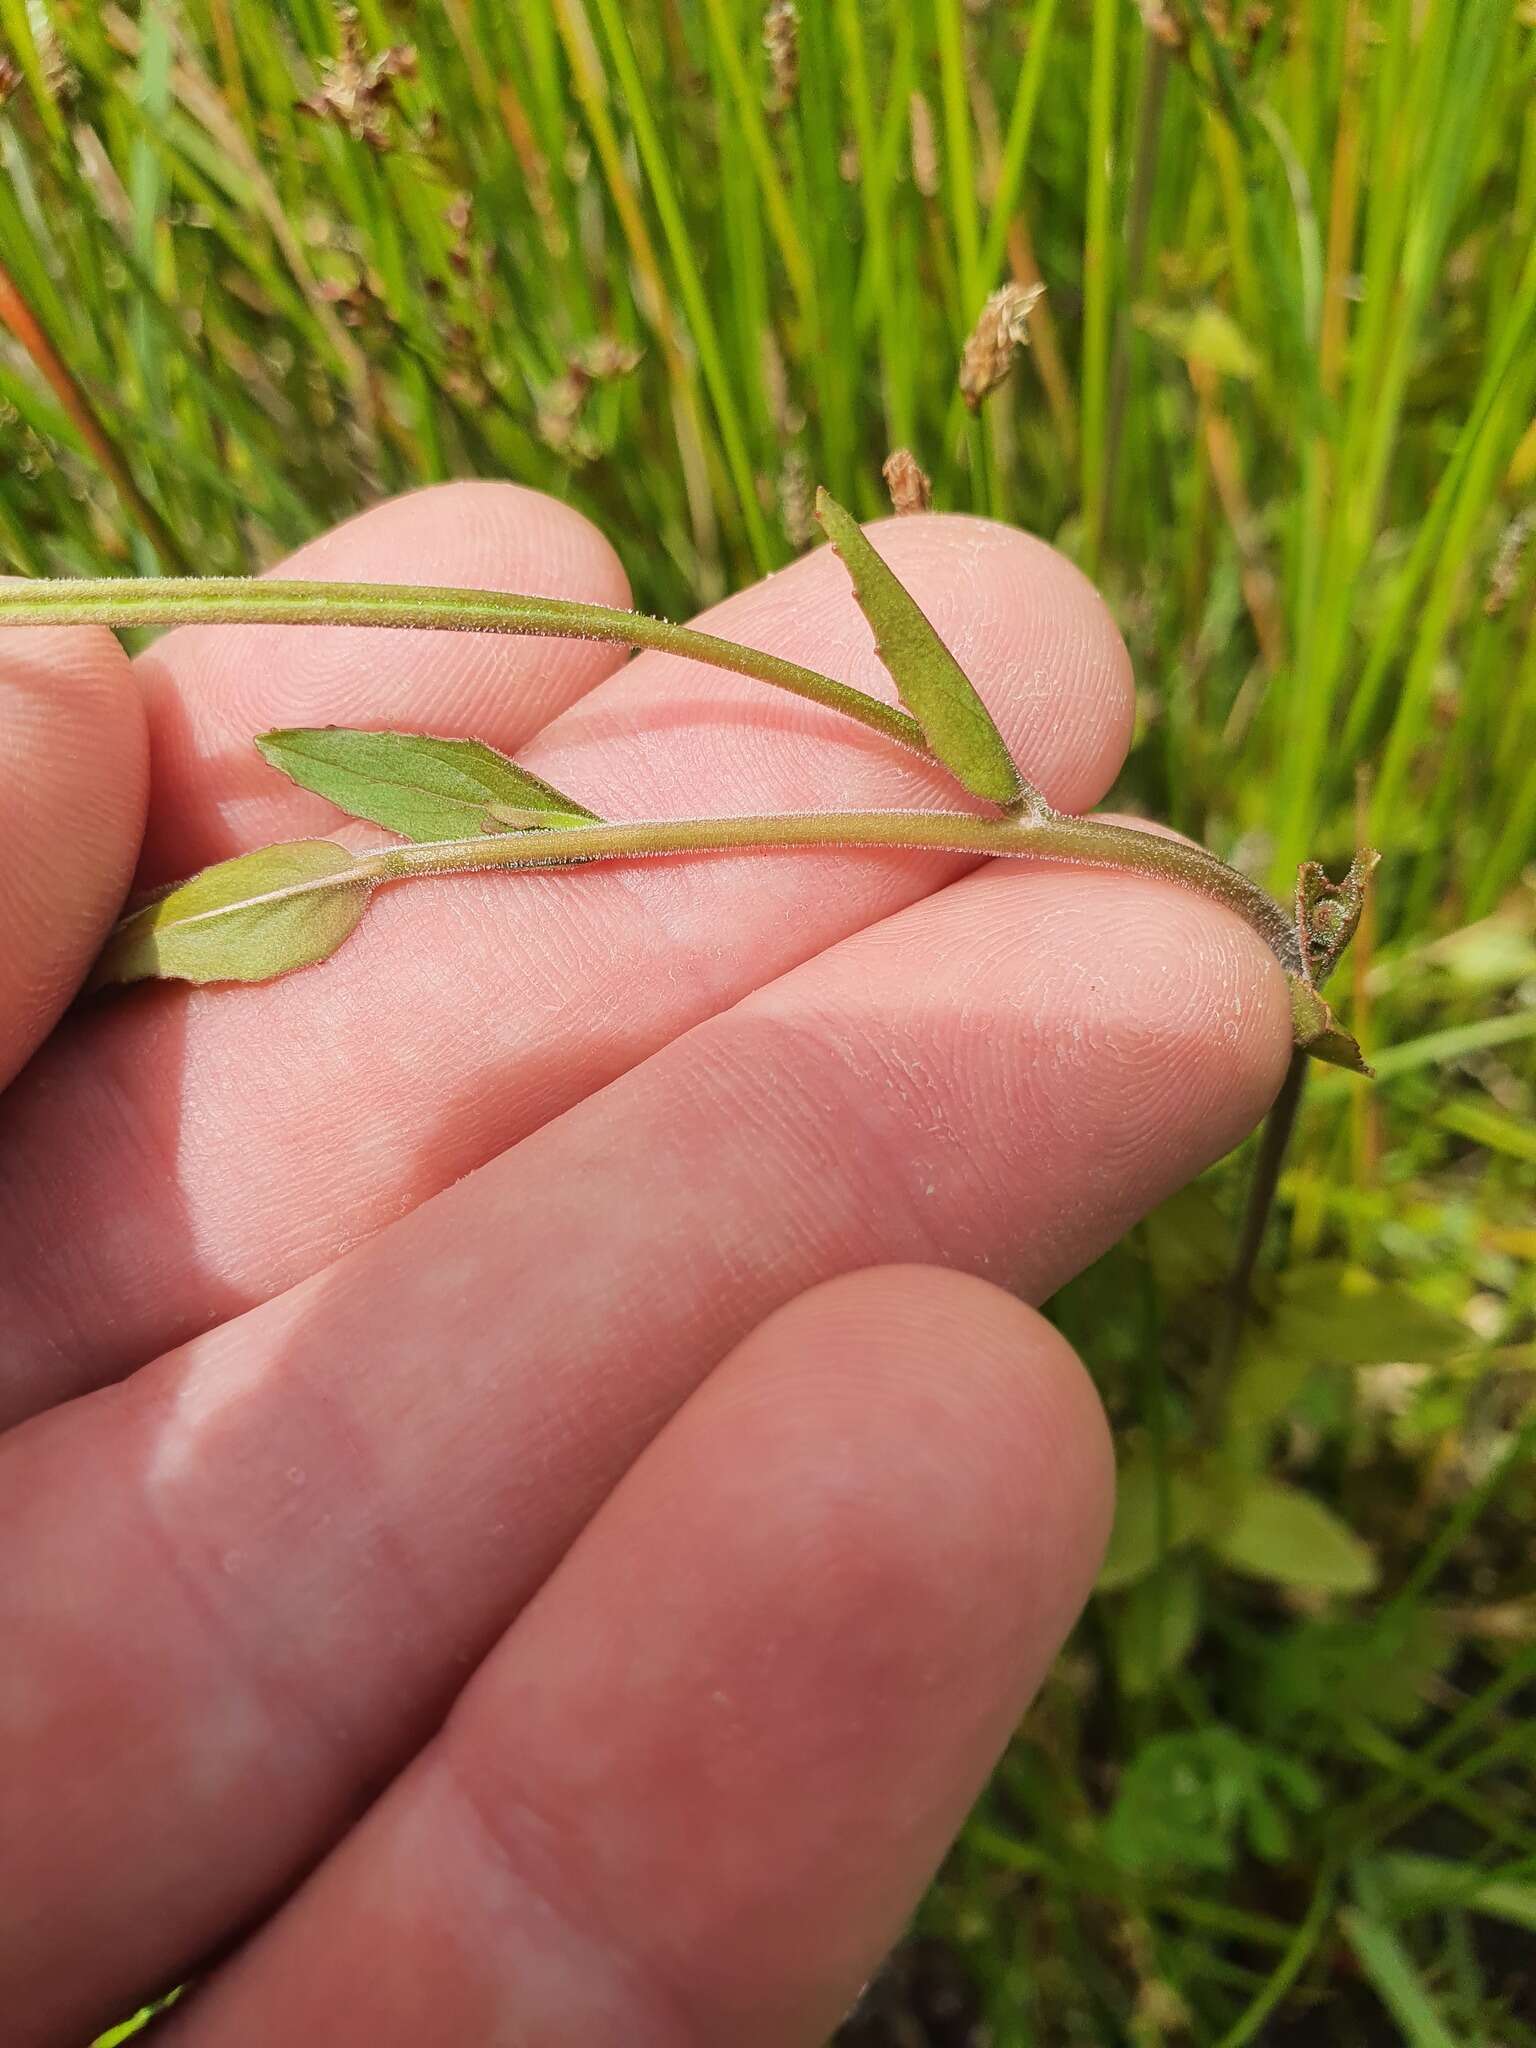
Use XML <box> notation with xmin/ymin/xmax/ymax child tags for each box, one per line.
<box><xmin>2</xmin><ymin>0</ymin><xmax>1533</xmax><ymax>2040</ymax></box>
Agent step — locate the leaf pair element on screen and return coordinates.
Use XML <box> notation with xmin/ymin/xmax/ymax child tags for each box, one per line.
<box><xmin>254</xmin><ymin>493</ymin><xmax>1034</xmax><ymax>841</ymax></box>
<box><xmin>78</xmin><ymin>494</ymin><xmax>1372</xmax><ymax>1084</ymax></box>
<box><xmin>94</xmin><ymin>732</ymin><xmax>600</xmax><ymax>988</ymax></box>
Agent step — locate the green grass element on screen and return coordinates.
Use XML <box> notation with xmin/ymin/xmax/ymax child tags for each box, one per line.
<box><xmin>1</xmin><ymin>2</ymin><xmax>1532</xmax><ymax>2041</ymax></box>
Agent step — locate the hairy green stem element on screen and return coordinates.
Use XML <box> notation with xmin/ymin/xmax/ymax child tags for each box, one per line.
<box><xmin>102</xmin><ymin>811</ymin><xmax>1304</xmax><ymax>977</ymax></box>
<box><xmin>0</xmin><ymin>577</ymin><xmax>929</xmax><ymax>757</ymax></box>
<box><xmin>5</xmin><ymin>576</ymin><xmax>1332</xmax><ymax>1012</ymax></box>
<box><xmin>333</xmin><ymin>808</ymin><xmax>1304</xmax><ymax>972</ymax></box>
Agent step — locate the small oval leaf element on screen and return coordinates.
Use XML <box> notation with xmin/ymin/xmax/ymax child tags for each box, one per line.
<box><xmin>1212</xmin><ymin>1476</ymin><xmax>1378</xmax><ymax>1594</ymax></box>
<box><xmin>254</xmin><ymin>728</ymin><xmax>600</xmax><ymax>843</ymax></box>
<box><xmin>91</xmin><ymin>841</ymin><xmax>372</xmax><ymax>989</ymax></box>
<box><xmin>814</xmin><ymin>488</ymin><xmax>1034</xmax><ymax>810</ymax></box>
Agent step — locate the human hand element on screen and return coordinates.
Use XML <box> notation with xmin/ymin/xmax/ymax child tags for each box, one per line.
<box><xmin>0</xmin><ymin>486</ymin><xmax>1291</xmax><ymax>2045</ymax></box>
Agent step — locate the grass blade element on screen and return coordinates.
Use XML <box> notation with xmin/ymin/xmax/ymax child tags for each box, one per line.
<box><xmin>1340</xmin><ymin>1906</ymin><xmax>1460</xmax><ymax>2048</ymax></box>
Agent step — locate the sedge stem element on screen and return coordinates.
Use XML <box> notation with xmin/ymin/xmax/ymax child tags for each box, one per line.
<box><xmin>1212</xmin><ymin>1047</ymin><xmax>1309</xmax><ymax>1382</ymax></box>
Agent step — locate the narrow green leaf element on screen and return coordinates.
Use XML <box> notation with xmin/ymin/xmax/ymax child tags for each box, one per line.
<box><xmin>1289</xmin><ymin>976</ymin><xmax>1372</xmax><ymax>1073</ymax></box>
<box><xmin>1339</xmin><ymin>1909</ymin><xmax>1461</xmax><ymax>2048</ymax></box>
<box><xmin>91</xmin><ymin>842</ymin><xmax>372</xmax><ymax>989</ymax></box>
<box><xmin>1438</xmin><ymin>1095</ymin><xmax>1536</xmax><ymax>1164</ymax></box>
<box><xmin>1374</xmin><ymin>1852</ymin><xmax>1536</xmax><ymax>1931</ymax></box>
<box><xmin>90</xmin><ymin>1989</ymin><xmax>185</xmax><ymax>2046</ymax></box>
<box><xmin>254</xmin><ymin>729</ymin><xmax>600</xmax><ymax>844</ymax></box>
<box><xmin>1213</xmin><ymin>1476</ymin><xmax>1379</xmax><ymax>1594</ymax></box>
<box><xmin>813</xmin><ymin>488</ymin><xmax>1033</xmax><ymax>809</ymax></box>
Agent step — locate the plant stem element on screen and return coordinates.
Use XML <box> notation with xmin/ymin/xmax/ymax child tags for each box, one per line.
<box><xmin>106</xmin><ymin>810</ymin><xmax>1303</xmax><ymax>982</ymax></box>
<box><xmin>0</xmin><ymin>576</ymin><xmax>927</xmax><ymax>756</ymax></box>
<box><xmin>1212</xmin><ymin>1046</ymin><xmax>1309</xmax><ymax>1377</ymax></box>
<box><xmin>327</xmin><ymin>807</ymin><xmax>1301</xmax><ymax>975</ymax></box>
<box><xmin>9</xmin><ymin>577</ymin><xmax>1339</xmax><ymax>1022</ymax></box>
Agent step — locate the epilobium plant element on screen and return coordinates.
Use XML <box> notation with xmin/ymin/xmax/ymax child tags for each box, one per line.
<box><xmin>0</xmin><ymin>488</ymin><xmax>1373</xmax><ymax>1073</ymax></box>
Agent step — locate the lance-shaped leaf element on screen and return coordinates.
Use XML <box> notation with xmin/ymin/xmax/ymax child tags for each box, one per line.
<box><xmin>91</xmin><ymin>841</ymin><xmax>372</xmax><ymax>989</ymax></box>
<box><xmin>254</xmin><ymin>728</ymin><xmax>600</xmax><ymax>844</ymax></box>
<box><xmin>814</xmin><ymin>487</ymin><xmax>1035</xmax><ymax>810</ymax></box>
<box><xmin>1289</xmin><ymin>977</ymin><xmax>1372</xmax><ymax>1075</ymax></box>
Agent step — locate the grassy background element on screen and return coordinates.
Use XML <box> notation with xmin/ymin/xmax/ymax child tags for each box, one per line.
<box><xmin>2</xmin><ymin>0</ymin><xmax>1534</xmax><ymax>2040</ymax></box>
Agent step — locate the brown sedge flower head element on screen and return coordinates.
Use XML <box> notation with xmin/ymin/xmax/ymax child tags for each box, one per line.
<box><xmin>882</xmin><ymin>449</ymin><xmax>933</xmax><ymax>515</ymax></box>
<box><xmin>959</xmin><ymin>282</ymin><xmax>1046</xmax><ymax>411</ymax></box>
<box><xmin>762</xmin><ymin>1</ymin><xmax>798</xmax><ymax>117</ymax></box>
<box><xmin>298</xmin><ymin>8</ymin><xmax>417</xmax><ymax>152</ymax></box>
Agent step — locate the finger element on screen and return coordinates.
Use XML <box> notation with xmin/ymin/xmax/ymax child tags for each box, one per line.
<box><xmin>134</xmin><ymin>479</ymin><xmax>633</xmax><ymax>878</ymax></box>
<box><xmin>158</xmin><ymin>1269</ymin><xmax>1110</xmax><ymax>2048</ymax></box>
<box><xmin>0</xmin><ymin>853</ymin><xmax>1289</xmax><ymax>2039</ymax></box>
<box><xmin>0</xmin><ymin>515</ymin><xmax>1132</xmax><ymax>1418</ymax></box>
<box><xmin>0</xmin><ymin>620</ymin><xmax>146</xmax><ymax>1089</ymax></box>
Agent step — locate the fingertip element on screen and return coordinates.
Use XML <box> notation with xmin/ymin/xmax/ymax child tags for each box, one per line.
<box><xmin>279</xmin><ymin>479</ymin><xmax>632</xmax><ymax>611</ymax></box>
<box><xmin>717</xmin><ymin>1263</ymin><xmax>1114</xmax><ymax>1619</ymax></box>
<box><xmin>1082</xmin><ymin>813</ymin><xmax>1299</xmax><ymax>1114</ymax></box>
<box><xmin>132</xmin><ymin>1265</ymin><xmax>1114</xmax><ymax>2048</ymax></box>
<box><xmin>1119</xmin><ymin>872</ymin><xmax>1296</xmax><ymax>1147</ymax></box>
<box><xmin>450</xmin><ymin>1262</ymin><xmax>1114</xmax><ymax>2040</ymax></box>
<box><xmin>720</xmin><ymin>850</ymin><xmax>1296</xmax><ymax>1305</ymax></box>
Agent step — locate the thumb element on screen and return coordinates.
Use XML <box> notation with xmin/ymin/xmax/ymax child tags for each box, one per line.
<box><xmin>0</xmin><ymin>606</ymin><xmax>146</xmax><ymax>1088</ymax></box>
